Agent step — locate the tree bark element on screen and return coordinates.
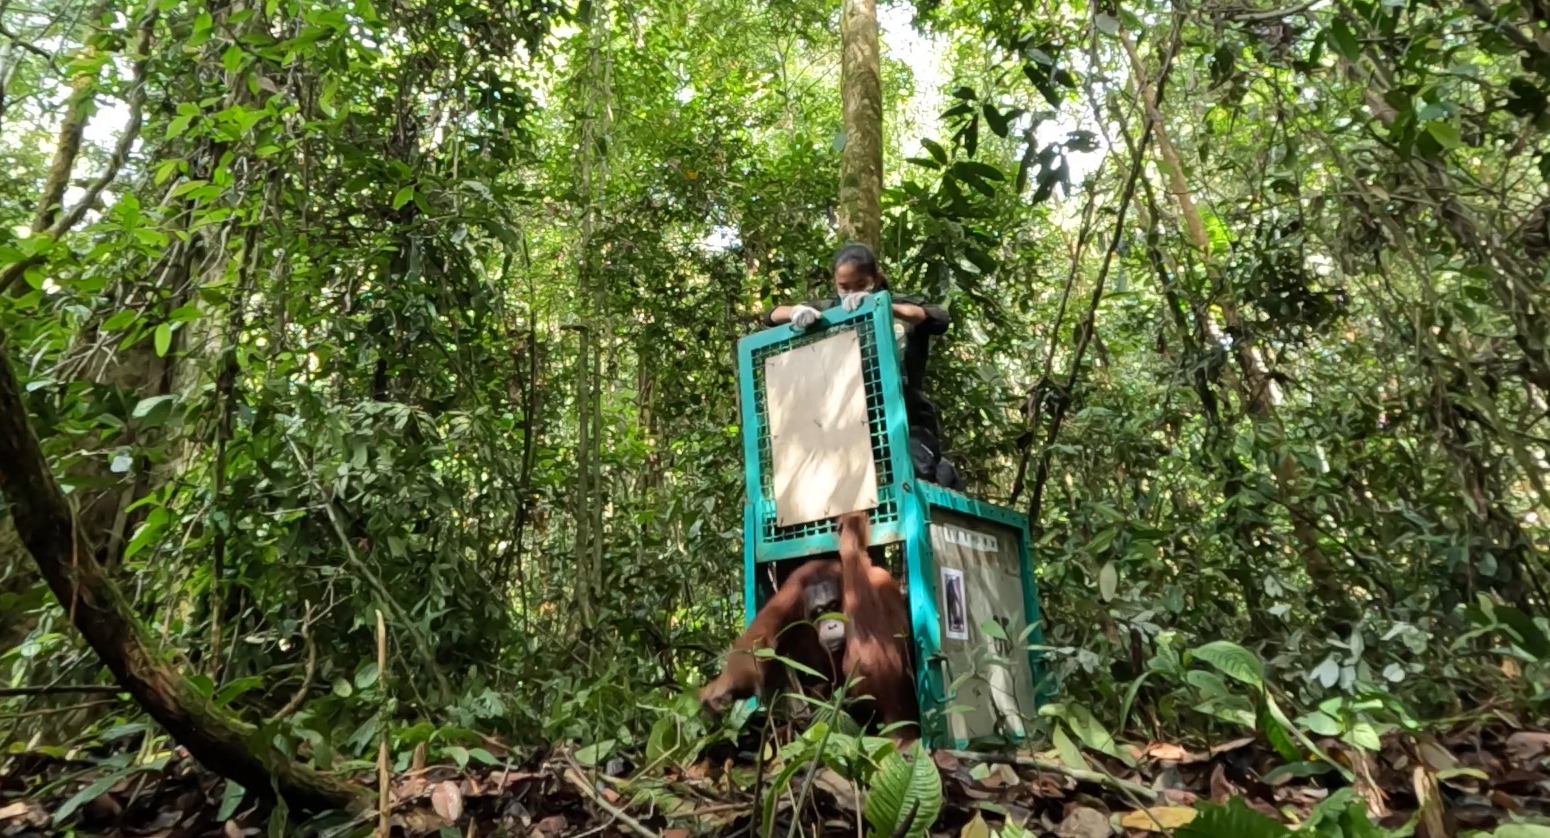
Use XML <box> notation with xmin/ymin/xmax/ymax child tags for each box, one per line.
<box><xmin>838</xmin><ymin>0</ymin><xmax>883</xmax><ymax>252</ymax></box>
<box><xmin>0</xmin><ymin>329</ymin><xmax>368</xmax><ymax>816</ymax></box>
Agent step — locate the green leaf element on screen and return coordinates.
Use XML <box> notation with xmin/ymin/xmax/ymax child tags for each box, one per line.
<box><xmin>1425</xmin><ymin>121</ymin><xmax>1462</xmax><ymax>150</ymax></box>
<box><xmin>574</xmin><ymin>739</ymin><xmax>615</xmax><ymax>767</ymax></box>
<box><xmin>1052</xmin><ymin>723</ymin><xmax>1090</xmax><ymax>771</ymax></box>
<box><xmin>132</xmin><ymin>394</ymin><xmax>174</xmax><ymax>420</ymax></box>
<box><xmin>1492</xmin><ymin>604</ymin><xmax>1550</xmax><ymax>658</ymax></box>
<box><xmin>466</xmin><ymin>748</ymin><xmax>499</xmax><ymax>766</ymax></box>
<box><xmin>647</xmin><ymin>716</ymin><xmax>682</xmax><ymax>764</ymax></box>
<box><xmin>1099</xmin><ymin>562</ymin><xmax>1117</xmax><ymax>602</ymax></box>
<box><xmin>1326</xmin><ymin>18</ymin><xmax>1361</xmax><ymax>62</ymax></box>
<box><xmin>222</xmin><ymin>45</ymin><xmax>245</xmax><ymax>73</ymax></box>
<box><xmin>103</xmin><ymin>310</ymin><xmax>137</xmax><ymax>330</ymax></box>
<box><xmin>218</xmin><ymin>781</ymin><xmax>246</xmax><ymax>821</ymax></box>
<box><xmin>1044</xmin><ymin>703</ymin><xmax>1129</xmax><ymax>764</ymax></box>
<box><xmin>445</xmin><ymin>745</ymin><xmax>470</xmax><ymax>768</ymax></box>
<box><xmin>951</xmin><ymin>160</ymin><xmax>1006</xmax><ymax>182</ymax></box>
<box><xmin>921</xmin><ymin>138</ymin><xmax>948</xmax><ymax>165</ymax></box>
<box><xmin>1489</xmin><ymin>827</ymin><xmax>1550</xmax><ymax>837</ymax></box>
<box><xmin>354</xmin><ymin>661</ymin><xmax>379</xmax><ymax>690</ymax></box>
<box><xmin>213</xmin><ymin>676</ymin><xmax>265</xmax><ymax>707</ymax></box>
<box><xmin>1175</xmin><ymin>797</ymin><xmax>1291</xmax><ymax>838</ymax></box>
<box><xmin>1094</xmin><ymin>13</ymin><xmax>1119</xmax><ymax>36</ymax></box>
<box><xmin>1343</xmin><ymin>722</ymin><xmax>1381</xmax><ymax>751</ymax></box>
<box><xmin>1190</xmin><ymin>641</ymin><xmax>1264</xmax><ymax>689</ymax></box>
<box><xmin>863</xmin><ymin>742</ymin><xmax>942</xmax><ymax>838</ymax></box>
<box><xmin>55</xmin><ymin>770</ymin><xmax>132</xmax><ymax>824</ymax></box>
<box><xmin>1298</xmin><ymin>711</ymin><xmax>1341</xmax><ymax>736</ymax></box>
<box><xmin>982</xmin><ymin>103</ymin><xmax>1010</xmax><ymax>138</ymax></box>
<box><xmin>1260</xmin><ymin>707</ymin><xmax>1301</xmax><ymax>763</ymax></box>
<box><xmin>1185</xmin><ymin>669</ymin><xmax>1230</xmax><ymax>699</ymax></box>
<box><xmin>1260</xmin><ymin>761</ymin><xmax>1334</xmax><ymax>785</ymax></box>
<box><xmin>154</xmin><ymin>322</ymin><xmax>172</xmax><ymax>357</ymax></box>
<box><xmin>392</xmin><ymin>187</ymin><xmax>414</xmax><ymax>210</ymax></box>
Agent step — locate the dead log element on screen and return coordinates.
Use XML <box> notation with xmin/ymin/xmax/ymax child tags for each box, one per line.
<box><xmin>0</xmin><ymin>329</ymin><xmax>369</xmax><ymax>816</ymax></box>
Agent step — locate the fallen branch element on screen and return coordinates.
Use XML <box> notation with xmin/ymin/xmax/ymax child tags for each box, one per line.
<box><xmin>0</xmin><ymin>325</ymin><xmax>369</xmax><ymax>816</ymax></box>
<box><xmin>940</xmin><ymin>750</ymin><xmax>1161</xmax><ymax>803</ymax></box>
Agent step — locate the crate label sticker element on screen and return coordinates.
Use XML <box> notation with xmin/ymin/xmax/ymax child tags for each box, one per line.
<box><xmin>936</xmin><ymin>524</ymin><xmax>998</xmax><ymax>554</ymax></box>
<box><xmin>941</xmin><ymin>567</ymin><xmax>969</xmax><ymax>640</ymax></box>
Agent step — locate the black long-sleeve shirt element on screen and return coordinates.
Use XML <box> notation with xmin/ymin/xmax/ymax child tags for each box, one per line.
<box><xmin>761</xmin><ymin>292</ymin><xmax>950</xmax><ymax>445</ymax></box>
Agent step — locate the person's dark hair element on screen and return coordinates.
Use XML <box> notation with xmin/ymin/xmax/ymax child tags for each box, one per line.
<box><xmin>832</xmin><ymin>242</ymin><xmax>890</xmax><ymax>290</ymax></box>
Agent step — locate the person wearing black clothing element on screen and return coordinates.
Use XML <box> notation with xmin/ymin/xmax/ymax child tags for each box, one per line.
<box><xmin>762</xmin><ymin>243</ymin><xmax>965</xmax><ymax>492</ymax></box>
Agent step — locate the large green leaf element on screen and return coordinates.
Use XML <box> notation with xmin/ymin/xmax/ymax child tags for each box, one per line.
<box><xmin>863</xmin><ymin>742</ymin><xmax>942</xmax><ymax>838</ymax></box>
<box><xmin>1190</xmin><ymin>641</ymin><xmax>1265</xmax><ymax>689</ymax></box>
<box><xmin>1175</xmin><ymin>798</ymin><xmax>1290</xmax><ymax>838</ymax></box>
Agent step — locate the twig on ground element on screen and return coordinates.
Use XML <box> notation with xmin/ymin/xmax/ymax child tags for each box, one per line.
<box><xmin>561</xmin><ymin>756</ymin><xmax>663</xmax><ymax>838</ymax></box>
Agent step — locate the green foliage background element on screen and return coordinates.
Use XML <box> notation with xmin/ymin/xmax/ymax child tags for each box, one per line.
<box><xmin>2</xmin><ymin>0</ymin><xmax>1548</xmax><ymax>777</ymax></box>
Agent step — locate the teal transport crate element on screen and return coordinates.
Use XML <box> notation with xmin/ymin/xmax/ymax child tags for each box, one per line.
<box><xmin>734</xmin><ymin>291</ymin><xmax>1053</xmax><ymax>749</ymax></box>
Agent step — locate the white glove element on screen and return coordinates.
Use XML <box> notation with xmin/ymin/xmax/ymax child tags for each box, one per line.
<box><xmin>789</xmin><ymin>304</ymin><xmax>821</xmax><ymax>330</ymax></box>
<box><xmin>840</xmin><ymin>291</ymin><xmax>871</xmax><ymax>312</ymax></box>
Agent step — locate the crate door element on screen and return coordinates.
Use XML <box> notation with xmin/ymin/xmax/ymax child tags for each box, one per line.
<box><xmin>927</xmin><ymin>509</ymin><xmax>1041</xmax><ymax>744</ymax></box>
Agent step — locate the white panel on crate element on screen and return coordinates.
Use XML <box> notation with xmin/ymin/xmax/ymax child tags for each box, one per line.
<box><xmin>929</xmin><ymin>517</ymin><xmax>1039</xmax><ymax>743</ymax></box>
<box><xmin>763</xmin><ymin>329</ymin><xmax>879</xmax><ymax>527</ymax></box>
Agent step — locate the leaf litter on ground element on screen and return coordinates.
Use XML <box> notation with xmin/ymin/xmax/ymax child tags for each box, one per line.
<box><xmin>5</xmin><ymin>721</ymin><xmax>1550</xmax><ymax>836</ymax></box>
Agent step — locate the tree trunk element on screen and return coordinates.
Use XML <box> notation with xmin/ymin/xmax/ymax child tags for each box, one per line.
<box><xmin>838</xmin><ymin>0</ymin><xmax>883</xmax><ymax>252</ymax></box>
<box><xmin>0</xmin><ymin>330</ymin><xmax>368</xmax><ymax>816</ymax></box>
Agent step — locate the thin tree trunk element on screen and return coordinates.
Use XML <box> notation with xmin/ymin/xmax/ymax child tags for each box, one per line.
<box><xmin>838</xmin><ymin>0</ymin><xmax>883</xmax><ymax>252</ymax></box>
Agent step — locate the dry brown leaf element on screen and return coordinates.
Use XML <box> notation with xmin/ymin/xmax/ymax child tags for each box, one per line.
<box><xmin>934</xmin><ymin>751</ymin><xmax>962</xmax><ymax>772</ymax></box>
<box><xmin>814</xmin><ymin>768</ymin><xmax>859</xmax><ymax>811</ymax></box>
<box><xmin>534</xmin><ymin>814</ymin><xmax>568</xmax><ymax>837</ymax></box>
<box><xmin>663</xmin><ymin>830</ymin><xmax>690</xmax><ymax>838</ymax></box>
<box><xmin>1506</xmin><ymin>731</ymin><xmax>1550</xmax><ymax>763</ymax></box>
<box><xmin>1489</xmin><ymin>790</ymin><xmax>1525</xmax><ymax>813</ymax></box>
<box><xmin>1349</xmin><ymin>746</ymin><xmax>1391</xmax><ymax>818</ymax></box>
<box><xmin>1161</xmin><ymin>788</ymin><xmax>1200</xmax><ymax>807</ymax></box>
<box><xmin>0</xmin><ymin>801</ymin><xmax>43</xmax><ymax>826</ymax></box>
<box><xmin>1209</xmin><ymin>737</ymin><xmax>1255</xmax><ymax>756</ymax></box>
<box><xmin>1144</xmin><ymin>743</ymin><xmax>1191</xmax><ymax>762</ymax></box>
<box><xmin>431</xmin><ymin>781</ymin><xmax>464</xmax><ymax>824</ymax></box>
<box><xmin>1412</xmin><ymin>766</ymin><xmax>1447</xmax><ymax>838</ymax></box>
<box><xmin>1208</xmin><ymin>763</ymin><xmax>1238</xmax><ymax>804</ymax></box>
<box><xmin>960</xmin><ymin>812</ymin><xmax>992</xmax><ymax>838</ymax></box>
<box><xmin>1415</xmin><ymin>736</ymin><xmax>1458</xmax><ymax>772</ymax></box>
<box><xmin>1119</xmin><ymin>806</ymin><xmax>1198</xmax><ymax>832</ymax></box>
<box><xmin>1054</xmin><ymin>805</ymin><xmax>1112</xmax><ymax>838</ymax></box>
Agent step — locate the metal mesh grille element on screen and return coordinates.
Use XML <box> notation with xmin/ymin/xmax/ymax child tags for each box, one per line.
<box><xmin>749</xmin><ymin>319</ymin><xmax>900</xmax><ymax>544</ymax></box>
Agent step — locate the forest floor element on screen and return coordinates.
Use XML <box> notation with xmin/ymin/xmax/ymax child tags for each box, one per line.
<box><xmin>3</xmin><ymin>719</ymin><xmax>1550</xmax><ymax>836</ymax></box>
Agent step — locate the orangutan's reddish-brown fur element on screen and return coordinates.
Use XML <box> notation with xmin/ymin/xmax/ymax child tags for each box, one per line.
<box><xmin>701</xmin><ymin>511</ymin><xmax>919</xmax><ymax>743</ymax></box>
<box><xmin>835</xmin><ymin>510</ymin><xmax>919</xmax><ymax>741</ymax></box>
<box><xmin>699</xmin><ymin>559</ymin><xmax>844</xmax><ymax>713</ymax></box>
